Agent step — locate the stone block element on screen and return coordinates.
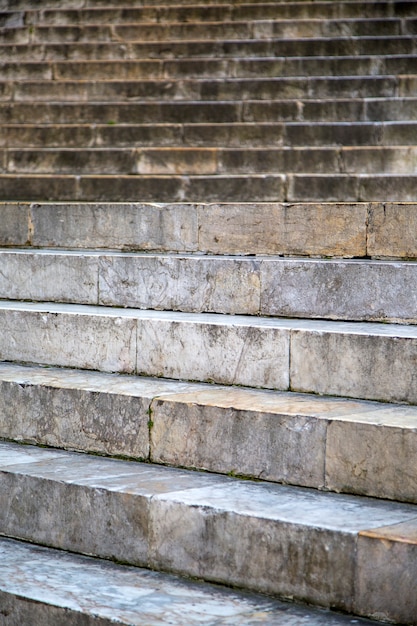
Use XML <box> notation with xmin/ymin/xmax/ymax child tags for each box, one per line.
<box><xmin>326</xmin><ymin>409</ymin><xmax>417</xmax><ymax>502</ymax></box>
<box><xmin>290</xmin><ymin>323</ymin><xmax>417</xmax><ymax>404</ymax></box>
<box><xmin>0</xmin><ymin>303</ymin><xmax>137</xmax><ymax>373</ymax></box>
<box><xmin>356</xmin><ymin>521</ymin><xmax>417</xmax><ymax>624</ymax></box>
<box><xmin>136</xmin><ymin>313</ymin><xmax>290</xmax><ymax>388</ymax></box>
<box><xmin>260</xmin><ymin>257</ymin><xmax>417</xmax><ymax>323</ymax></box>
<box><xmin>0</xmin><ymin>250</ymin><xmax>98</xmax><ymax>304</ymax></box>
<box><xmin>367</xmin><ymin>202</ymin><xmax>417</xmax><ymax>259</ymax></box>
<box><xmin>150</xmin><ymin>388</ymin><xmax>326</xmax><ymax>486</ymax></box>
<box><xmin>98</xmin><ymin>253</ymin><xmax>260</xmax><ymax>314</ymax></box>
<box><xmin>198</xmin><ymin>203</ymin><xmax>367</xmax><ymax>257</ymax></box>
<box><xmin>31</xmin><ymin>202</ymin><xmax>198</xmax><ymax>251</ymax></box>
<box><xmin>0</xmin><ymin>202</ymin><xmax>29</xmax><ymax>245</ymax></box>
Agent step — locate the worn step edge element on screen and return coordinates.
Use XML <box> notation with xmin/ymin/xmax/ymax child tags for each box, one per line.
<box><xmin>0</xmin><ymin>537</ymin><xmax>385</xmax><ymax>626</ymax></box>
<box><xmin>0</xmin><ymin>440</ymin><xmax>416</xmax><ymax>623</ymax></box>
<box><xmin>1</xmin><ymin>249</ymin><xmax>416</xmax><ymax>324</ymax></box>
<box><xmin>0</xmin><ymin>300</ymin><xmax>417</xmax><ymax>404</ymax></box>
<box><xmin>1</xmin><ymin>200</ymin><xmax>415</xmax><ymax>260</ymax></box>
<box><xmin>1</xmin><ymin>362</ymin><xmax>417</xmax><ymax>503</ymax></box>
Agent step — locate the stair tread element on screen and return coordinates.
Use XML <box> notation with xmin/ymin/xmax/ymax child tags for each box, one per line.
<box><xmin>0</xmin><ymin>536</ymin><xmax>382</xmax><ymax>626</ymax></box>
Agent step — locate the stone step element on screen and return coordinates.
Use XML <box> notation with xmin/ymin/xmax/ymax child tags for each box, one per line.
<box><xmin>1</xmin><ymin>18</ymin><xmax>413</xmax><ymax>46</ymax></box>
<box><xmin>0</xmin><ymin>440</ymin><xmax>416</xmax><ymax>623</ymax></box>
<box><xmin>2</xmin><ymin>249</ymin><xmax>417</xmax><ymax>324</ymax></box>
<box><xmin>1</xmin><ymin>172</ymin><xmax>416</xmax><ymax>202</ymax></box>
<box><xmin>3</xmin><ymin>201</ymin><xmax>414</xmax><ymax>260</ymax></box>
<box><xmin>1</xmin><ymin>362</ymin><xmax>417</xmax><ymax>503</ymax></box>
<box><xmin>2</xmin><ymin>0</ymin><xmax>416</xmax><ymax>8</ymax></box>
<box><xmin>2</xmin><ymin>55</ymin><xmax>417</xmax><ymax>81</ymax></box>
<box><xmin>1</xmin><ymin>36</ymin><xmax>415</xmax><ymax>62</ymax></box>
<box><xmin>1</xmin><ymin>98</ymin><xmax>416</xmax><ymax>125</ymax></box>
<box><xmin>3</xmin><ymin>146</ymin><xmax>417</xmax><ymax>175</ymax></box>
<box><xmin>0</xmin><ymin>537</ymin><xmax>383</xmax><ymax>626</ymax></box>
<box><xmin>1</xmin><ymin>300</ymin><xmax>417</xmax><ymax>403</ymax></box>
<box><xmin>7</xmin><ymin>2</ymin><xmax>417</xmax><ymax>27</ymax></box>
<box><xmin>2</xmin><ymin>76</ymin><xmax>414</xmax><ymax>103</ymax></box>
<box><xmin>3</xmin><ymin>122</ymin><xmax>417</xmax><ymax>148</ymax></box>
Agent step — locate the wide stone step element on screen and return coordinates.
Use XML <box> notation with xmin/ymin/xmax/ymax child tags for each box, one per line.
<box><xmin>1</xmin><ymin>18</ymin><xmax>413</xmax><ymax>45</ymax></box>
<box><xmin>4</xmin><ymin>201</ymin><xmax>415</xmax><ymax>260</ymax></box>
<box><xmin>3</xmin><ymin>121</ymin><xmax>417</xmax><ymax>148</ymax></box>
<box><xmin>7</xmin><ymin>2</ymin><xmax>417</xmax><ymax>27</ymax></box>
<box><xmin>2</xmin><ymin>55</ymin><xmax>416</xmax><ymax>81</ymax></box>
<box><xmin>1</xmin><ymin>98</ymin><xmax>416</xmax><ymax>124</ymax></box>
<box><xmin>3</xmin><ymin>146</ymin><xmax>417</xmax><ymax>175</ymax></box>
<box><xmin>2</xmin><ymin>249</ymin><xmax>416</xmax><ymax>324</ymax></box>
<box><xmin>1</xmin><ymin>362</ymin><xmax>417</xmax><ymax>503</ymax></box>
<box><xmin>0</xmin><ymin>537</ymin><xmax>383</xmax><ymax>626</ymax></box>
<box><xmin>1</xmin><ymin>35</ymin><xmax>414</xmax><ymax>62</ymax></box>
<box><xmin>0</xmin><ymin>440</ymin><xmax>416</xmax><ymax>623</ymax></box>
<box><xmin>1</xmin><ymin>300</ymin><xmax>417</xmax><ymax>403</ymax></box>
<box><xmin>2</xmin><ymin>76</ymin><xmax>414</xmax><ymax>103</ymax></box>
<box><xmin>1</xmin><ymin>172</ymin><xmax>417</xmax><ymax>202</ymax></box>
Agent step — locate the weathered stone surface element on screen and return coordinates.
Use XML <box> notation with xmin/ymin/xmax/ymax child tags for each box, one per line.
<box><xmin>99</xmin><ymin>253</ymin><xmax>260</xmax><ymax>314</ymax></box>
<box><xmin>1</xmin><ymin>442</ymin><xmax>417</xmax><ymax>617</ymax></box>
<box><xmin>368</xmin><ymin>202</ymin><xmax>417</xmax><ymax>259</ymax></box>
<box><xmin>290</xmin><ymin>322</ymin><xmax>417</xmax><ymax>403</ymax></box>
<box><xmin>31</xmin><ymin>202</ymin><xmax>198</xmax><ymax>251</ymax></box>
<box><xmin>198</xmin><ymin>203</ymin><xmax>367</xmax><ymax>257</ymax></box>
<box><xmin>150</xmin><ymin>388</ymin><xmax>326</xmax><ymax>487</ymax></box>
<box><xmin>0</xmin><ymin>538</ymin><xmax>383</xmax><ymax>626</ymax></box>
<box><xmin>0</xmin><ymin>249</ymin><xmax>98</xmax><ymax>304</ymax></box>
<box><xmin>356</xmin><ymin>521</ymin><xmax>417</xmax><ymax>624</ymax></box>
<box><xmin>0</xmin><ymin>302</ymin><xmax>137</xmax><ymax>373</ymax></box>
<box><xmin>136</xmin><ymin>312</ymin><xmax>290</xmax><ymax>388</ymax></box>
<box><xmin>0</xmin><ymin>202</ymin><xmax>29</xmax><ymax>245</ymax></box>
<box><xmin>326</xmin><ymin>409</ymin><xmax>417</xmax><ymax>502</ymax></box>
<box><xmin>260</xmin><ymin>257</ymin><xmax>417</xmax><ymax>323</ymax></box>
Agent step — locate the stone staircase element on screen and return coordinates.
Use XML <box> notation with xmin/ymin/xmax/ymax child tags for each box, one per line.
<box><xmin>0</xmin><ymin>1</ymin><xmax>417</xmax><ymax>624</ymax></box>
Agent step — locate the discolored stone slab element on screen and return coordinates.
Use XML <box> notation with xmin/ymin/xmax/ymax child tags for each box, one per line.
<box><xmin>368</xmin><ymin>202</ymin><xmax>417</xmax><ymax>259</ymax></box>
<box><xmin>356</xmin><ymin>520</ymin><xmax>417</xmax><ymax>624</ymax></box>
<box><xmin>98</xmin><ymin>253</ymin><xmax>261</xmax><ymax>314</ymax></box>
<box><xmin>136</xmin><ymin>311</ymin><xmax>290</xmax><ymax>389</ymax></box>
<box><xmin>0</xmin><ymin>302</ymin><xmax>137</xmax><ymax>373</ymax></box>
<box><xmin>290</xmin><ymin>322</ymin><xmax>417</xmax><ymax>404</ymax></box>
<box><xmin>0</xmin><ymin>249</ymin><xmax>98</xmax><ymax>304</ymax></box>
<box><xmin>0</xmin><ymin>202</ymin><xmax>30</xmax><ymax>245</ymax></box>
<box><xmin>198</xmin><ymin>203</ymin><xmax>367</xmax><ymax>257</ymax></box>
<box><xmin>150</xmin><ymin>387</ymin><xmax>326</xmax><ymax>487</ymax></box>
<box><xmin>30</xmin><ymin>202</ymin><xmax>198</xmax><ymax>252</ymax></box>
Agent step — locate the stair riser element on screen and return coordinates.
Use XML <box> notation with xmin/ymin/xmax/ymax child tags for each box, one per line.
<box><xmin>0</xmin><ymin>76</ymin><xmax>411</xmax><ymax>102</ymax></box>
<box><xmin>1</xmin><ymin>363</ymin><xmax>417</xmax><ymax>503</ymax></box>
<box><xmin>4</xmin><ymin>122</ymin><xmax>417</xmax><ymax>148</ymax></box>
<box><xmin>1</xmin><ymin>305</ymin><xmax>417</xmax><ymax>404</ymax></box>
<box><xmin>2</xmin><ymin>99</ymin><xmax>416</xmax><ymax>124</ymax></box>
<box><xmin>1</xmin><ymin>37</ymin><xmax>415</xmax><ymax>62</ymax></box>
<box><xmin>1</xmin><ymin>19</ymin><xmax>414</xmax><ymax>46</ymax></box>
<box><xmin>4</xmin><ymin>202</ymin><xmax>417</xmax><ymax>260</ymax></box>
<box><xmin>3</xmin><ymin>147</ymin><xmax>417</xmax><ymax>175</ymax></box>
<box><xmin>10</xmin><ymin>4</ymin><xmax>417</xmax><ymax>27</ymax></box>
<box><xmin>0</xmin><ymin>442</ymin><xmax>416</xmax><ymax>622</ymax></box>
<box><xmin>1</xmin><ymin>251</ymin><xmax>416</xmax><ymax>324</ymax></box>
<box><xmin>2</xmin><ymin>173</ymin><xmax>417</xmax><ymax>202</ymax></box>
<box><xmin>2</xmin><ymin>56</ymin><xmax>417</xmax><ymax>80</ymax></box>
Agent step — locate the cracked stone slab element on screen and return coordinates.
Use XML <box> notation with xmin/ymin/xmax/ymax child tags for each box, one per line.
<box><xmin>0</xmin><ymin>537</ymin><xmax>383</xmax><ymax>626</ymax></box>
